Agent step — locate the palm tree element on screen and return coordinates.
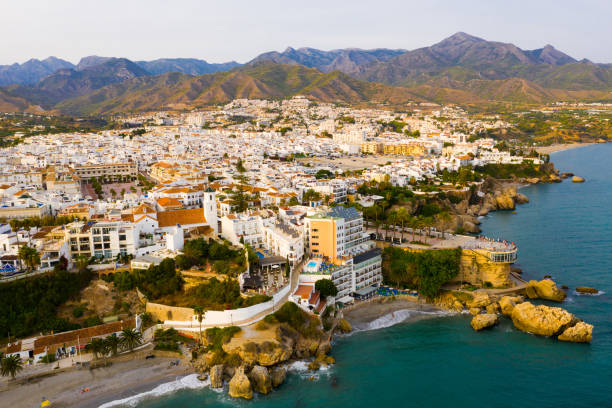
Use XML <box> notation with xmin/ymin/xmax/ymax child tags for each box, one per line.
<box><xmin>396</xmin><ymin>208</ymin><xmax>410</xmax><ymax>243</ymax></box>
<box><xmin>193</xmin><ymin>306</ymin><xmax>204</xmax><ymax>346</ymax></box>
<box><xmin>388</xmin><ymin>210</ymin><xmax>399</xmax><ymax>243</ymax></box>
<box><xmin>105</xmin><ymin>334</ymin><xmax>120</xmax><ymax>357</ymax></box>
<box><xmin>87</xmin><ymin>338</ymin><xmax>106</xmax><ymax>360</ymax></box>
<box><xmin>120</xmin><ymin>328</ymin><xmax>143</xmax><ymax>352</ymax></box>
<box><xmin>1</xmin><ymin>354</ymin><xmax>23</xmax><ymax>380</ymax></box>
<box><xmin>18</xmin><ymin>245</ymin><xmax>40</xmax><ymax>272</ymax></box>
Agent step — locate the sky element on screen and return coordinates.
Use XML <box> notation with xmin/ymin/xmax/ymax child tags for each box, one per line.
<box><xmin>2</xmin><ymin>0</ymin><xmax>611</xmax><ymax>65</ymax></box>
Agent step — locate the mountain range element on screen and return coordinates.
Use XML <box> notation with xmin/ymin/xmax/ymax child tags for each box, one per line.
<box><xmin>1</xmin><ymin>32</ymin><xmax>611</xmax><ymax>115</ymax></box>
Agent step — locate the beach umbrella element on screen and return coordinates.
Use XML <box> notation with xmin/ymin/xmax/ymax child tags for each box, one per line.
<box><xmin>41</xmin><ymin>398</ymin><xmax>51</xmax><ymax>407</ymax></box>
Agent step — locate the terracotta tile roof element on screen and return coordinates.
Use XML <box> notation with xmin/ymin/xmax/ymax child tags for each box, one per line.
<box><xmin>294</xmin><ymin>284</ymin><xmax>313</xmax><ymax>300</ymax></box>
<box><xmin>156</xmin><ymin>197</ymin><xmax>184</xmax><ymax>209</ymax></box>
<box><xmin>309</xmin><ymin>290</ymin><xmax>321</xmax><ymax>305</ymax></box>
<box><xmin>157</xmin><ymin>208</ymin><xmax>206</xmax><ymax>228</ymax></box>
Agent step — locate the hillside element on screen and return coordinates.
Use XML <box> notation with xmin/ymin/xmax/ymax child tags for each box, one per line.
<box><xmin>136</xmin><ymin>58</ymin><xmax>241</xmax><ymax>75</ymax></box>
<box><xmin>0</xmin><ymin>57</ymin><xmax>74</xmax><ymax>86</ymax></box>
<box><xmin>56</xmin><ymin>63</ymin><xmax>423</xmax><ymax>115</ymax></box>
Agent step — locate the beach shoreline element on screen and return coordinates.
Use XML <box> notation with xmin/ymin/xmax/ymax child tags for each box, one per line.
<box><xmin>343</xmin><ymin>297</ymin><xmax>447</xmax><ymax>331</ymax></box>
<box><xmin>535</xmin><ymin>142</ymin><xmax>596</xmax><ymax>155</ymax></box>
<box><xmin>0</xmin><ymin>356</ymin><xmax>194</xmax><ymax>408</ymax></box>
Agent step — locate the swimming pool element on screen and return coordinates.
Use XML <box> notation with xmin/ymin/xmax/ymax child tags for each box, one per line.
<box><xmin>306</xmin><ymin>261</ymin><xmax>318</xmax><ymax>268</ymax></box>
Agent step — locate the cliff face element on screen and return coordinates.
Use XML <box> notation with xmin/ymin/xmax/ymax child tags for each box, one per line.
<box><xmin>455</xmin><ymin>249</ymin><xmax>512</xmax><ymax>287</ymax></box>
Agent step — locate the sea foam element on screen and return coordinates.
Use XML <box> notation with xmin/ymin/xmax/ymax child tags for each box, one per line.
<box><xmin>362</xmin><ymin>309</ymin><xmax>451</xmax><ymax>332</ymax></box>
<box><xmin>98</xmin><ymin>374</ymin><xmax>208</xmax><ymax>408</ymax></box>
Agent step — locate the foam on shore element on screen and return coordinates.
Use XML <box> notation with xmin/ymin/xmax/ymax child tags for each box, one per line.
<box><xmin>98</xmin><ymin>374</ymin><xmax>208</xmax><ymax>408</ymax></box>
<box><xmin>361</xmin><ymin>309</ymin><xmax>452</xmax><ymax>332</ymax></box>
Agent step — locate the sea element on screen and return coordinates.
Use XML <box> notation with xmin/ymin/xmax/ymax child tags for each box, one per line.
<box><xmin>109</xmin><ymin>143</ymin><xmax>612</xmax><ymax>408</ymax></box>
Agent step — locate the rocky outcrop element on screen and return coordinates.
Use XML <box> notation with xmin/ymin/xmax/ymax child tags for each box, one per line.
<box><xmin>229</xmin><ymin>367</ymin><xmax>253</xmax><ymax>399</ymax></box>
<box><xmin>511</xmin><ymin>302</ymin><xmax>579</xmax><ymax>337</ymax></box>
<box><xmin>227</xmin><ymin>340</ymin><xmax>293</xmax><ymax>367</ymax></box>
<box><xmin>495</xmin><ymin>193</ymin><xmax>515</xmax><ymax>210</ymax></box>
<box><xmin>572</xmin><ymin>176</ymin><xmax>585</xmax><ymax>183</ymax></box>
<box><xmin>515</xmin><ymin>193</ymin><xmax>529</xmax><ymax>204</ymax></box>
<box><xmin>337</xmin><ymin>319</ymin><xmax>352</xmax><ymax>333</ymax></box>
<box><xmin>469</xmin><ymin>307</ymin><xmax>482</xmax><ymax>316</ymax></box>
<box><xmin>486</xmin><ymin>302</ymin><xmax>500</xmax><ymax>315</ymax></box>
<box><xmin>471</xmin><ymin>313</ymin><xmax>499</xmax><ymax>331</ymax></box>
<box><xmin>525</xmin><ymin>279</ymin><xmax>566</xmax><ymax>302</ymax></box>
<box><xmin>499</xmin><ymin>295</ymin><xmax>524</xmax><ymax>316</ymax></box>
<box><xmin>210</xmin><ymin>364</ymin><xmax>224</xmax><ymax>388</ymax></box>
<box><xmin>576</xmin><ymin>286</ymin><xmax>598</xmax><ymax>294</ymax></box>
<box><xmin>467</xmin><ymin>292</ymin><xmax>492</xmax><ymax>308</ymax></box>
<box><xmin>435</xmin><ymin>291</ymin><xmax>468</xmax><ymax>312</ymax></box>
<box><xmin>558</xmin><ymin>322</ymin><xmax>593</xmax><ymax>343</ymax></box>
<box><xmin>270</xmin><ymin>367</ymin><xmax>287</xmax><ymax>388</ymax></box>
<box><xmin>249</xmin><ymin>365</ymin><xmax>272</xmax><ymax>394</ymax></box>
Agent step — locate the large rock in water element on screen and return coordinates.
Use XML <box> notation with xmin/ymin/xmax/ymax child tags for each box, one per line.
<box><xmin>572</xmin><ymin>176</ymin><xmax>585</xmax><ymax>183</ymax></box>
<box><xmin>270</xmin><ymin>367</ymin><xmax>287</xmax><ymax>388</ymax></box>
<box><xmin>209</xmin><ymin>364</ymin><xmax>224</xmax><ymax>388</ymax></box>
<box><xmin>558</xmin><ymin>322</ymin><xmax>594</xmax><ymax>343</ymax></box>
<box><xmin>499</xmin><ymin>295</ymin><xmax>524</xmax><ymax>316</ymax></box>
<box><xmin>511</xmin><ymin>302</ymin><xmax>578</xmax><ymax>337</ymax></box>
<box><xmin>576</xmin><ymin>286</ymin><xmax>599</xmax><ymax>294</ymax></box>
<box><xmin>515</xmin><ymin>193</ymin><xmax>529</xmax><ymax>204</ymax></box>
<box><xmin>471</xmin><ymin>314</ymin><xmax>499</xmax><ymax>331</ymax></box>
<box><xmin>228</xmin><ymin>340</ymin><xmax>292</xmax><ymax>366</ymax></box>
<box><xmin>249</xmin><ymin>365</ymin><xmax>272</xmax><ymax>394</ymax></box>
<box><xmin>229</xmin><ymin>367</ymin><xmax>253</xmax><ymax>399</ymax></box>
<box><xmin>526</xmin><ymin>279</ymin><xmax>566</xmax><ymax>302</ymax></box>
<box><xmin>495</xmin><ymin>194</ymin><xmax>515</xmax><ymax>210</ymax></box>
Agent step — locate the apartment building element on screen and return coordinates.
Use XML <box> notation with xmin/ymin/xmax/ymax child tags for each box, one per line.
<box><xmin>73</xmin><ymin>162</ymin><xmax>137</xmax><ymax>183</ymax></box>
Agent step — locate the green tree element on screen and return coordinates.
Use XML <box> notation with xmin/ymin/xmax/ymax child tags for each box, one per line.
<box><xmin>105</xmin><ymin>334</ymin><xmax>121</xmax><ymax>356</ymax></box>
<box><xmin>1</xmin><ymin>354</ymin><xmax>23</xmax><ymax>379</ymax></box>
<box><xmin>315</xmin><ymin>279</ymin><xmax>338</xmax><ymax>299</ymax></box>
<box><xmin>120</xmin><ymin>328</ymin><xmax>143</xmax><ymax>352</ymax></box>
<box><xmin>18</xmin><ymin>245</ymin><xmax>40</xmax><ymax>272</ymax></box>
<box><xmin>193</xmin><ymin>306</ymin><xmax>205</xmax><ymax>346</ymax></box>
<box><xmin>87</xmin><ymin>337</ymin><xmax>106</xmax><ymax>360</ymax></box>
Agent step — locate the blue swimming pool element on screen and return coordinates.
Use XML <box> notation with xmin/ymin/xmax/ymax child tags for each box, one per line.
<box><xmin>256</xmin><ymin>252</ymin><xmax>265</xmax><ymax>259</ymax></box>
<box><xmin>306</xmin><ymin>261</ymin><xmax>318</xmax><ymax>268</ymax></box>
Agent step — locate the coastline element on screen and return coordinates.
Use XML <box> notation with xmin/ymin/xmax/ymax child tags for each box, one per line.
<box><xmin>0</xmin><ymin>356</ymin><xmax>193</xmax><ymax>408</ymax></box>
<box><xmin>535</xmin><ymin>142</ymin><xmax>595</xmax><ymax>155</ymax></box>
<box><xmin>343</xmin><ymin>297</ymin><xmax>448</xmax><ymax>331</ymax></box>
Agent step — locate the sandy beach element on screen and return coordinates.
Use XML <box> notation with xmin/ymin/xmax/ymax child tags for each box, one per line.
<box><xmin>535</xmin><ymin>143</ymin><xmax>595</xmax><ymax>155</ymax></box>
<box><xmin>343</xmin><ymin>297</ymin><xmax>447</xmax><ymax>331</ymax></box>
<box><xmin>0</xmin><ymin>356</ymin><xmax>194</xmax><ymax>408</ymax></box>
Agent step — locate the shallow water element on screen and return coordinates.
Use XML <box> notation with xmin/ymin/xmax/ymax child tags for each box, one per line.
<box><xmin>132</xmin><ymin>144</ymin><xmax>612</xmax><ymax>408</ymax></box>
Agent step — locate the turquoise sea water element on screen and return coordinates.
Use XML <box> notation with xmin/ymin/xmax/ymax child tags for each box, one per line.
<box><xmin>130</xmin><ymin>144</ymin><xmax>612</xmax><ymax>408</ymax></box>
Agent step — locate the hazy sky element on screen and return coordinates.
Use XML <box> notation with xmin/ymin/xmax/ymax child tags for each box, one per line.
<box><xmin>2</xmin><ymin>0</ymin><xmax>611</xmax><ymax>65</ymax></box>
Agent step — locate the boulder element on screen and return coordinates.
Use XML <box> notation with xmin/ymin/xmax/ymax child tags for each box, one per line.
<box><xmin>467</xmin><ymin>292</ymin><xmax>492</xmax><ymax>308</ymax></box>
<box><xmin>515</xmin><ymin>193</ymin><xmax>529</xmax><ymax>204</ymax></box>
<box><xmin>249</xmin><ymin>365</ymin><xmax>272</xmax><ymax>394</ymax></box>
<box><xmin>558</xmin><ymin>322</ymin><xmax>593</xmax><ymax>343</ymax></box>
<box><xmin>486</xmin><ymin>302</ymin><xmax>500</xmax><ymax>315</ymax></box>
<box><xmin>526</xmin><ymin>279</ymin><xmax>566</xmax><ymax>302</ymax></box>
<box><xmin>469</xmin><ymin>307</ymin><xmax>482</xmax><ymax>316</ymax></box>
<box><xmin>499</xmin><ymin>295</ymin><xmax>524</xmax><ymax>316</ymax></box>
<box><xmin>270</xmin><ymin>367</ymin><xmax>287</xmax><ymax>388</ymax></box>
<box><xmin>471</xmin><ymin>313</ymin><xmax>499</xmax><ymax>331</ymax></box>
<box><xmin>228</xmin><ymin>367</ymin><xmax>253</xmax><ymax>399</ymax></box>
<box><xmin>576</xmin><ymin>286</ymin><xmax>598</xmax><ymax>294</ymax></box>
<box><xmin>210</xmin><ymin>364</ymin><xmax>224</xmax><ymax>388</ymax></box>
<box><xmin>511</xmin><ymin>302</ymin><xmax>579</xmax><ymax>337</ymax></box>
<box><xmin>462</xmin><ymin>221</ymin><xmax>481</xmax><ymax>234</ymax></box>
<box><xmin>337</xmin><ymin>319</ymin><xmax>352</xmax><ymax>333</ymax></box>
<box><xmin>572</xmin><ymin>176</ymin><xmax>585</xmax><ymax>183</ymax></box>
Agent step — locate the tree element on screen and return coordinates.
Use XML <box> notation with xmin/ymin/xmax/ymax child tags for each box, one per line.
<box><xmin>396</xmin><ymin>208</ymin><xmax>410</xmax><ymax>243</ymax></box>
<box><xmin>87</xmin><ymin>338</ymin><xmax>106</xmax><ymax>360</ymax></box>
<box><xmin>193</xmin><ymin>306</ymin><xmax>205</xmax><ymax>346</ymax></box>
<box><xmin>120</xmin><ymin>328</ymin><xmax>143</xmax><ymax>352</ymax></box>
<box><xmin>236</xmin><ymin>158</ymin><xmax>246</xmax><ymax>173</ymax></box>
<box><xmin>1</xmin><ymin>354</ymin><xmax>23</xmax><ymax>379</ymax></box>
<box><xmin>315</xmin><ymin>279</ymin><xmax>338</xmax><ymax>299</ymax></box>
<box><xmin>18</xmin><ymin>245</ymin><xmax>40</xmax><ymax>272</ymax></box>
<box><xmin>302</xmin><ymin>189</ymin><xmax>321</xmax><ymax>205</ymax></box>
<box><xmin>285</xmin><ymin>257</ymin><xmax>290</xmax><ymax>278</ymax></box>
<box><xmin>105</xmin><ymin>334</ymin><xmax>121</xmax><ymax>356</ymax></box>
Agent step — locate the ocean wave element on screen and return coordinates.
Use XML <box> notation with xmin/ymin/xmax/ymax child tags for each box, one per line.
<box><xmin>98</xmin><ymin>374</ymin><xmax>209</xmax><ymax>408</ymax></box>
<box><xmin>360</xmin><ymin>309</ymin><xmax>452</xmax><ymax>332</ymax></box>
<box><xmin>573</xmin><ymin>290</ymin><xmax>605</xmax><ymax>297</ymax></box>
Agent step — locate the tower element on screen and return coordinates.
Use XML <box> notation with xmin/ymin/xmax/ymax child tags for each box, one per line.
<box><xmin>203</xmin><ymin>187</ymin><xmax>218</xmax><ymax>235</ymax></box>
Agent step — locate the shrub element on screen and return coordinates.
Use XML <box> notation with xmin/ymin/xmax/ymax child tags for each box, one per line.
<box><xmin>41</xmin><ymin>353</ymin><xmax>57</xmax><ymax>363</ymax></box>
<box><xmin>205</xmin><ymin>326</ymin><xmax>241</xmax><ymax>351</ymax></box>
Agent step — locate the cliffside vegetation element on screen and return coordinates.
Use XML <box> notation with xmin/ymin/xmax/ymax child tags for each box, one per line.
<box><xmin>0</xmin><ymin>268</ymin><xmax>93</xmax><ymax>340</ymax></box>
<box><xmin>382</xmin><ymin>247</ymin><xmax>462</xmax><ymax>298</ymax></box>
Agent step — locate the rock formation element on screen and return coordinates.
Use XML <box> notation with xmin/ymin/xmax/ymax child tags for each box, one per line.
<box><xmin>467</xmin><ymin>292</ymin><xmax>492</xmax><ymax>308</ymax></box>
<box><xmin>572</xmin><ymin>176</ymin><xmax>585</xmax><ymax>183</ymax></box>
<box><xmin>249</xmin><ymin>365</ymin><xmax>272</xmax><ymax>394</ymax></box>
<box><xmin>511</xmin><ymin>302</ymin><xmax>579</xmax><ymax>337</ymax></box>
<box><xmin>558</xmin><ymin>322</ymin><xmax>593</xmax><ymax>343</ymax></box>
<box><xmin>576</xmin><ymin>286</ymin><xmax>598</xmax><ymax>294</ymax></box>
<box><xmin>471</xmin><ymin>313</ymin><xmax>499</xmax><ymax>331</ymax></box>
<box><xmin>499</xmin><ymin>295</ymin><xmax>524</xmax><ymax>316</ymax></box>
<box><xmin>525</xmin><ymin>279</ymin><xmax>566</xmax><ymax>302</ymax></box>
<box><xmin>337</xmin><ymin>319</ymin><xmax>352</xmax><ymax>333</ymax></box>
<box><xmin>229</xmin><ymin>367</ymin><xmax>253</xmax><ymax>399</ymax></box>
<box><xmin>226</xmin><ymin>340</ymin><xmax>293</xmax><ymax>366</ymax></box>
<box><xmin>270</xmin><ymin>367</ymin><xmax>287</xmax><ymax>388</ymax></box>
<box><xmin>210</xmin><ymin>364</ymin><xmax>224</xmax><ymax>388</ymax></box>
